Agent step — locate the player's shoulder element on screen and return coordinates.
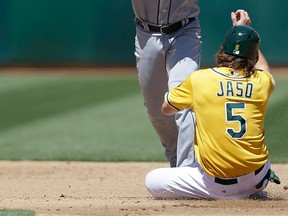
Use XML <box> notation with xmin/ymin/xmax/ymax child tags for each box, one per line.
<box><xmin>191</xmin><ymin>68</ymin><xmax>212</xmax><ymax>77</ymax></box>
<box><xmin>190</xmin><ymin>68</ymin><xmax>223</xmax><ymax>82</ymax></box>
<box><xmin>254</xmin><ymin>68</ymin><xmax>274</xmax><ymax>80</ymax></box>
<box><xmin>254</xmin><ymin>69</ymin><xmax>276</xmax><ymax>88</ymax></box>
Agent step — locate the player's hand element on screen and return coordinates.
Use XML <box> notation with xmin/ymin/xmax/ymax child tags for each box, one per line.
<box><xmin>231</xmin><ymin>9</ymin><xmax>251</xmax><ymax>26</ymax></box>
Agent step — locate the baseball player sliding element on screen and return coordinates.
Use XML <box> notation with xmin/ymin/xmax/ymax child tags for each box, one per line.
<box><xmin>132</xmin><ymin>1</ymin><xmax>256</xmax><ymax>169</ymax></box>
<box><xmin>145</xmin><ymin>11</ymin><xmax>281</xmax><ymax>199</ymax></box>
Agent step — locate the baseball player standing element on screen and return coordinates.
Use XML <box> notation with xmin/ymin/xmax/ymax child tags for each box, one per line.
<box><xmin>132</xmin><ymin>0</ymin><xmax>201</xmax><ymax>167</ymax></box>
<box><xmin>145</xmin><ymin>12</ymin><xmax>281</xmax><ymax>199</ymax></box>
<box><xmin>131</xmin><ymin>1</ymin><xmax>251</xmax><ymax>168</ymax></box>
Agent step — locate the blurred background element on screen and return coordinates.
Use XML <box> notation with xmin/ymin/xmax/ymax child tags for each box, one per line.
<box><xmin>0</xmin><ymin>0</ymin><xmax>286</xmax><ymax>162</ymax></box>
<box><xmin>0</xmin><ymin>0</ymin><xmax>287</xmax><ymax>67</ymax></box>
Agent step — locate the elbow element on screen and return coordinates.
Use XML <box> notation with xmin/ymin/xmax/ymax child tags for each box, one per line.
<box><xmin>162</xmin><ymin>102</ymin><xmax>175</xmax><ymax>115</ymax></box>
<box><xmin>161</xmin><ymin>103</ymin><xmax>168</xmax><ymax>115</ymax></box>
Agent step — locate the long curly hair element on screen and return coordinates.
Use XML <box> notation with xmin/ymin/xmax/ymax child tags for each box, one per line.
<box><xmin>215</xmin><ymin>45</ymin><xmax>257</xmax><ymax>76</ymax></box>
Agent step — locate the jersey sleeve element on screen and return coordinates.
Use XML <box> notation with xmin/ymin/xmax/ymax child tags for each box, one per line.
<box><xmin>166</xmin><ymin>76</ymin><xmax>194</xmax><ymax>111</ymax></box>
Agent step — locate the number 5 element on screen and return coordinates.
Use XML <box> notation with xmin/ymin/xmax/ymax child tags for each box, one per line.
<box><xmin>225</xmin><ymin>102</ymin><xmax>247</xmax><ymax>139</ymax></box>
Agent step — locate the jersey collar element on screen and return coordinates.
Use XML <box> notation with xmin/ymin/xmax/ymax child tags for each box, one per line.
<box><xmin>211</xmin><ymin>67</ymin><xmax>252</xmax><ymax>79</ymax></box>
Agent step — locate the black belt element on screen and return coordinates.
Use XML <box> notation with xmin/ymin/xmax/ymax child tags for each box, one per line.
<box><xmin>134</xmin><ymin>17</ymin><xmax>195</xmax><ymax>34</ymax></box>
<box><xmin>215</xmin><ymin>165</ymin><xmax>265</xmax><ymax>186</ymax></box>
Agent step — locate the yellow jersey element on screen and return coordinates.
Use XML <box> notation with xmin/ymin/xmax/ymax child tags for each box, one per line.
<box><xmin>166</xmin><ymin>67</ymin><xmax>275</xmax><ymax>178</ymax></box>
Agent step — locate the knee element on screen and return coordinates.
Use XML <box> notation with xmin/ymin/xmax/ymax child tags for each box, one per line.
<box><xmin>145</xmin><ymin>169</ymin><xmax>171</xmax><ymax>198</ymax></box>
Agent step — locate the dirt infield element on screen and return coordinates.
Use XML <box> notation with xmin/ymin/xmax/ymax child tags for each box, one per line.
<box><xmin>0</xmin><ymin>162</ymin><xmax>287</xmax><ymax>216</ymax></box>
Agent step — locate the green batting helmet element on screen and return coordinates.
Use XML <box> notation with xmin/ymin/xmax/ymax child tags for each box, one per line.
<box><xmin>223</xmin><ymin>25</ymin><xmax>260</xmax><ymax>62</ymax></box>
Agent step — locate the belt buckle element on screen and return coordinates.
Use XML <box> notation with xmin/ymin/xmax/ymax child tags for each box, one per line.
<box><xmin>160</xmin><ymin>25</ymin><xmax>169</xmax><ymax>34</ymax></box>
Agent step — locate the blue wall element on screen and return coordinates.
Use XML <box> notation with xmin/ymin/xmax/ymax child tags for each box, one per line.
<box><xmin>198</xmin><ymin>0</ymin><xmax>288</xmax><ymax>66</ymax></box>
<box><xmin>0</xmin><ymin>0</ymin><xmax>287</xmax><ymax>66</ymax></box>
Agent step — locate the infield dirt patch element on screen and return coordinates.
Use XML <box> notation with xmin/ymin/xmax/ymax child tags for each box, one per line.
<box><xmin>0</xmin><ymin>161</ymin><xmax>287</xmax><ymax>216</ymax></box>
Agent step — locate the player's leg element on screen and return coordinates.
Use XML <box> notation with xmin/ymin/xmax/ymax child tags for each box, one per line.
<box><xmin>146</xmin><ymin>161</ymin><xmax>273</xmax><ymax>199</ymax></box>
<box><xmin>135</xmin><ymin>29</ymin><xmax>178</xmax><ymax>167</ymax></box>
<box><xmin>145</xmin><ymin>162</ymin><xmax>212</xmax><ymax>199</ymax></box>
<box><xmin>166</xmin><ymin>20</ymin><xmax>201</xmax><ymax>167</ymax></box>
<box><xmin>175</xmin><ymin>110</ymin><xmax>196</xmax><ymax>166</ymax></box>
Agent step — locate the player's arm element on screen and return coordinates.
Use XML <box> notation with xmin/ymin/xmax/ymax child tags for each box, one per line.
<box><xmin>162</xmin><ymin>93</ymin><xmax>179</xmax><ymax>115</ymax></box>
<box><xmin>255</xmin><ymin>50</ymin><xmax>275</xmax><ymax>90</ymax></box>
<box><xmin>162</xmin><ymin>76</ymin><xmax>194</xmax><ymax>115</ymax></box>
<box><xmin>255</xmin><ymin>50</ymin><xmax>270</xmax><ymax>72</ymax></box>
<box><xmin>231</xmin><ymin>9</ymin><xmax>251</xmax><ymax>26</ymax></box>
<box><xmin>231</xmin><ymin>10</ymin><xmax>270</xmax><ymax>72</ymax></box>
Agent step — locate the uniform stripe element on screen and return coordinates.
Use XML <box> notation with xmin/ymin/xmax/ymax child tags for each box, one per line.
<box><xmin>167</xmin><ymin>0</ymin><xmax>172</xmax><ymax>23</ymax></box>
<box><xmin>166</xmin><ymin>92</ymin><xmax>181</xmax><ymax>111</ymax></box>
<box><xmin>191</xmin><ymin>110</ymin><xmax>196</xmax><ymax>125</ymax></box>
<box><xmin>157</xmin><ymin>0</ymin><xmax>160</xmax><ymax>25</ymax></box>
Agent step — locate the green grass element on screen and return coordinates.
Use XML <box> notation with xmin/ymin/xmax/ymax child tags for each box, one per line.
<box><xmin>265</xmin><ymin>78</ymin><xmax>288</xmax><ymax>162</ymax></box>
<box><xmin>0</xmin><ymin>73</ymin><xmax>165</xmax><ymax>161</ymax></box>
<box><xmin>0</xmin><ymin>73</ymin><xmax>286</xmax><ymax>162</ymax></box>
<box><xmin>0</xmin><ymin>210</ymin><xmax>34</xmax><ymax>216</ymax></box>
